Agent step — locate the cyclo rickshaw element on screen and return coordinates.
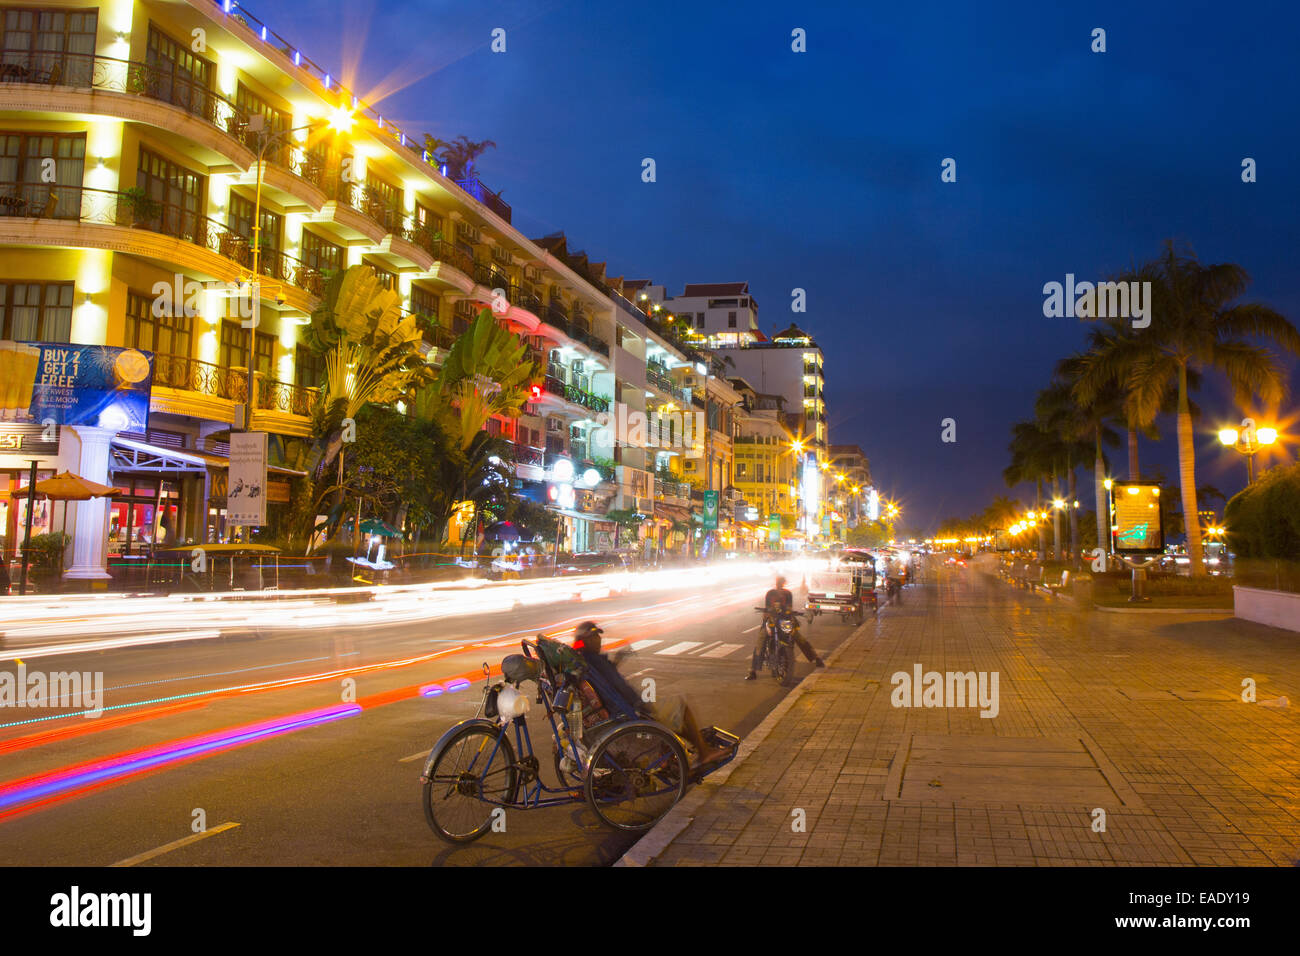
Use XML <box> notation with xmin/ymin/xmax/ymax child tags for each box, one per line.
<box><xmin>421</xmin><ymin>636</ymin><xmax>739</xmax><ymax>842</ymax></box>
<box><xmin>805</xmin><ymin>548</ymin><xmax>879</xmax><ymax>625</ymax></box>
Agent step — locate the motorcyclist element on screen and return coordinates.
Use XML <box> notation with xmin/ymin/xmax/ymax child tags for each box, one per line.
<box><xmin>571</xmin><ymin>621</ymin><xmax>728</xmax><ymax>766</ymax></box>
<box><xmin>746</xmin><ymin>575</ymin><xmax>824</xmax><ymax>680</ymax></box>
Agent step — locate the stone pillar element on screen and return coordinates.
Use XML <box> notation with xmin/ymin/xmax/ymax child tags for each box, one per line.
<box><xmin>63</xmin><ymin>425</ymin><xmax>115</xmax><ymax>580</ymax></box>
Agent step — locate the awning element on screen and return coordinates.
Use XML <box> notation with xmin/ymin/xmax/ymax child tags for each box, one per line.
<box><xmin>111</xmin><ymin>436</ymin><xmax>306</xmax><ymax>476</ymax></box>
<box><xmin>655</xmin><ymin>503</ymin><xmax>692</xmax><ymax>523</ymax></box>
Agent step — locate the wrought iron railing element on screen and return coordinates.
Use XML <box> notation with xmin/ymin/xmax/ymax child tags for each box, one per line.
<box><xmin>153</xmin><ymin>353</ymin><xmax>248</xmax><ymax>404</ymax></box>
<box><xmin>0</xmin><ymin>185</ymin><xmax>324</xmax><ymax>296</ymax></box>
<box><xmin>655</xmin><ymin>478</ymin><xmax>691</xmax><ymax>501</ymax></box>
<box><xmin>454</xmin><ymin>176</ymin><xmax>512</xmax><ymax>223</ymax></box>
<box><xmin>256</xmin><ymin>376</ymin><xmax>319</xmax><ymax>416</ymax></box>
<box><xmin>0</xmin><ymin>51</ymin><xmax>250</xmax><ymax>140</ymax></box>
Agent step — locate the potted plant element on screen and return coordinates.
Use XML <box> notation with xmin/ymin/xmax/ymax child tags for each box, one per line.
<box><xmin>121</xmin><ymin>185</ymin><xmax>161</xmax><ymax>226</ymax></box>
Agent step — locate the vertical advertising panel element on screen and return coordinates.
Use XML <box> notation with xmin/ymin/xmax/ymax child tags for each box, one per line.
<box><xmin>228</xmin><ymin>432</ymin><xmax>268</xmax><ymax>527</ymax></box>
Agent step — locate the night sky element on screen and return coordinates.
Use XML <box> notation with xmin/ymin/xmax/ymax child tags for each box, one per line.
<box><xmin>280</xmin><ymin>0</ymin><xmax>1300</xmax><ymax>532</ymax></box>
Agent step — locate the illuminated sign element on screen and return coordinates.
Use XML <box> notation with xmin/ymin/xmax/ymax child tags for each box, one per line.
<box><xmin>0</xmin><ymin>423</ymin><xmax>60</xmax><ymax>456</ymax></box>
<box><xmin>867</xmin><ymin>487</ymin><xmax>880</xmax><ymax>521</ymax></box>
<box><xmin>1112</xmin><ymin>481</ymin><xmax>1164</xmax><ymax>554</ymax></box>
<box><xmin>1</xmin><ymin>340</ymin><xmax>153</xmax><ymax>431</ymax></box>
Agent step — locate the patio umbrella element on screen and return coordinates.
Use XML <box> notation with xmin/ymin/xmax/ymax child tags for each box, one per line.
<box><xmin>34</xmin><ymin>471</ymin><xmax>116</xmax><ymax>500</ymax></box>
<box><xmin>29</xmin><ymin>471</ymin><xmax>118</xmax><ymax>577</ymax></box>
<box><xmin>357</xmin><ymin>518</ymin><xmax>400</xmax><ymax>537</ymax></box>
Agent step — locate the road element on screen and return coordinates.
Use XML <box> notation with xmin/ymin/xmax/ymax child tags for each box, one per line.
<box><xmin>0</xmin><ymin>568</ymin><xmax>877</xmax><ymax>866</ymax></box>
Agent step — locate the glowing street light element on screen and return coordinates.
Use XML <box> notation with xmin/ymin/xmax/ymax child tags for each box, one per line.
<box><xmin>1218</xmin><ymin>418</ymin><xmax>1280</xmax><ymax>484</ymax></box>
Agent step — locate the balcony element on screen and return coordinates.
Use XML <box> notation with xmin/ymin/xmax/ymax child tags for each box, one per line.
<box><xmin>655</xmin><ymin>478</ymin><xmax>691</xmax><ymax>502</ymax></box>
<box><xmin>0</xmin><ymin>184</ymin><xmax>323</xmax><ymax>304</ymax></box>
<box><xmin>153</xmin><ymin>353</ymin><xmax>248</xmax><ymax>405</ymax></box>
<box><xmin>543</xmin><ymin>374</ymin><xmax>609</xmax><ymax>414</ymax></box>
<box><xmin>453</xmin><ymin>176</ymin><xmax>512</xmax><ymax>223</ymax></box>
<box><xmin>256</xmin><ymin>376</ymin><xmax>319</xmax><ymax>418</ymax></box>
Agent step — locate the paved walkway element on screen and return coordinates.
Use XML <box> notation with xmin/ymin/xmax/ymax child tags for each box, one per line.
<box><xmin>622</xmin><ymin>563</ymin><xmax>1300</xmax><ymax>866</ymax></box>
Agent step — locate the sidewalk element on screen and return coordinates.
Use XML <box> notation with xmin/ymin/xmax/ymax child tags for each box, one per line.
<box><xmin>620</xmin><ymin>568</ymin><xmax>1300</xmax><ymax>866</ymax></box>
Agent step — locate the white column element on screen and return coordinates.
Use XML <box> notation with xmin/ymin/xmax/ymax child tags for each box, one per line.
<box><xmin>63</xmin><ymin>425</ymin><xmax>115</xmax><ymax>580</ymax></box>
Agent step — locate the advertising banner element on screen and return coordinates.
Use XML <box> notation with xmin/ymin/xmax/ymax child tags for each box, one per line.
<box><xmin>701</xmin><ymin>489</ymin><xmax>718</xmax><ymax>530</ymax></box>
<box><xmin>228</xmin><ymin>431</ymin><xmax>268</xmax><ymax>526</ymax></box>
<box><xmin>0</xmin><ymin>341</ymin><xmax>153</xmax><ymax>431</ymax></box>
<box><xmin>1111</xmin><ymin>481</ymin><xmax>1164</xmax><ymax>554</ymax></box>
<box><xmin>768</xmin><ymin>514</ymin><xmax>781</xmax><ymax>545</ymax></box>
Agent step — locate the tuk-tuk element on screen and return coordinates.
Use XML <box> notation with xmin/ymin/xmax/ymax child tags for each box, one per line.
<box><xmin>805</xmin><ymin>548</ymin><xmax>879</xmax><ymax>624</ymax></box>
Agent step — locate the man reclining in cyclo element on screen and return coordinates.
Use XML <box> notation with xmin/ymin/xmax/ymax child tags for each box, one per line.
<box><xmin>557</xmin><ymin>621</ymin><xmax>731</xmax><ymax>767</ymax></box>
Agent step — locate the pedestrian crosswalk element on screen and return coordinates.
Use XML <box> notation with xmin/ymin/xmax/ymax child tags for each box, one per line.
<box><xmin>623</xmin><ymin>639</ymin><xmax>749</xmax><ymax>660</ymax></box>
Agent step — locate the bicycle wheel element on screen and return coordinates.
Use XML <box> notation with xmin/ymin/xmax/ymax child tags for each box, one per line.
<box><xmin>584</xmin><ymin>723</ymin><xmax>688</xmax><ymax>832</ymax></box>
<box><xmin>423</xmin><ymin>723</ymin><xmax>518</xmax><ymax>843</ymax></box>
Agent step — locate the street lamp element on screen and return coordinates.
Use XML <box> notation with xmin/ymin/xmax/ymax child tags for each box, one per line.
<box><xmin>242</xmin><ymin>109</ymin><xmax>354</xmax><ymax>430</ymax></box>
<box><xmin>1218</xmin><ymin>418</ymin><xmax>1278</xmax><ymax>484</ymax></box>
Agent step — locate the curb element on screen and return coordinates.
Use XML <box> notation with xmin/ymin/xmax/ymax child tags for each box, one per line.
<box><xmin>1093</xmin><ymin>605</ymin><xmax>1234</xmax><ymax>615</ymax></box>
<box><xmin>614</xmin><ymin>612</ymin><xmax>872</xmax><ymax>867</ymax></box>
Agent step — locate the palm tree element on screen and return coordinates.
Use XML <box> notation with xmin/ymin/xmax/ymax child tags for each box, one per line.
<box><xmin>1083</xmin><ymin>241</ymin><xmax>1300</xmax><ymax>573</ymax></box>
<box><xmin>1041</xmin><ymin>369</ymin><xmax>1121</xmax><ymax>565</ymax></box>
<box><xmin>1005</xmin><ymin>421</ymin><xmax>1055</xmax><ymax>560</ymax></box>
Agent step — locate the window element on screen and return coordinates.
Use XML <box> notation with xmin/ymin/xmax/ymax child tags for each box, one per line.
<box><xmin>137</xmin><ymin>147</ymin><xmax>204</xmax><ymax>239</ymax></box>
<box><xmin>362</xmin><ymin>257</ymin><xmax>396</xmax><ymax>290</ymax></box>
<box><xmin>295</xmin><ymin>344</ymin><xmax>324</xmax><ymax>389</ymax></box>
<box><xmin>728</xmin><ymin>311</ymin><xmax>737</xmax><ymax>328</ymax></box>
<box><xmin>410</xmin><ymin>285</ymin><xmax>439</xmax><ymax>321</ymax></box>
<box><xmin>125</xmin><ymin>290</ymin><xmax>191</xmax><ymax>357</ymax></box>
<box><xmin>227</xmin><ymin>192</ymin><xmax>281</xmax><ymax>254</ymax></box>
<box><xmin>235</xmin><ymin>82</ymin><xmax>288</xmax><ymax>159</ymax></box>
<box><xmin>145</xmin><ymin>24</ymin><xmax>212</xmax><ymax>117</ymax></box>
<box><xmin>414</xmin><ymin>202</ymin><xmax>441</xmax><ymax>237</ymax></box>
<box><xmin>0</xmin><ymin>7</ymin><xmax>97</xmax><ymax>86</ymax></box>
<box><xmin>364</xmin><ymin>171</ymin><xmax>400</xmax><ymax>229</ymax></box>
<box><xmin>0</xmin><ymin>130</ymin><xmax>84</xmax><ymax>218</ymax></box>
<box><xmin>0</xmin><ymin>281</ymin><xmax>73</xmax><ymax>341</ymax></box>
<box><xmin>300</xmin><ymin>229</ymin><xmax>343</xmax><ymax>274</ymax></box>
<box><xmin>254</xmin><ymin>331</ymin><xmax>275</xmax><ymax>377</ymax></box>
<box><xmin>218</xmin><ymin>320</ymin><xmax>248</xmax><ymax>371</ymax></box>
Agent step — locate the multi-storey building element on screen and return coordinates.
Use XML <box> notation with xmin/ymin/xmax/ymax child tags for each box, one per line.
<box><xmin>661</xmin><ymin>281</ymin><xmax>759</xmax><ymax>348</ymax></box>
<box><xmin>731</xmin><ymin>378</ymin><xmax>796</xmax><ymax>547</ymax></box>
<box><xmin>828</xmin><ymin>443</ymin><xmax>871</xmax><ymax>531</ymax></box>
<box><xmin>721</xmin><ymin>323</ymin><xmax>828</xmax><ymax>454</ymax></box>
<box><xmin>0</xmin><ymin>0</ymin><xmax>626</xmax><ymax>578</ymax></box>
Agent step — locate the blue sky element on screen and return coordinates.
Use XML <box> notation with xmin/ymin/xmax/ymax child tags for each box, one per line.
<box><xmin>268</xmin><ymin>0</ymin><xmax>1300</xmax><ymax>529</ymax></box>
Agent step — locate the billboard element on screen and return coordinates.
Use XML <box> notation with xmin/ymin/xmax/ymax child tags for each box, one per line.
<box><xmin>1112</xmin><ymin>481</ymin><xmax>1164</xmax><ymax>554</ymax></box>
<box><xmin>0</xmin><ymin>341</ymin><xmax>153</xmax><ymax>432</ymax></box>
<box><xmin>993</xmin><ymin>528</ymin><xmax>1012</xmax><ymax>552</ymax></box>
<box><xmin>228</xmin><ymin>431</ymin><xmax>268</xmax><ymax>526</ymax></box>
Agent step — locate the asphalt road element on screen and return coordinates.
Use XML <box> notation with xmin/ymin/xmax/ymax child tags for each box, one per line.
<box><xmin>0</xmin><ymin>573</ymin><xmax>880</xmax><ymax>866</ymax></box>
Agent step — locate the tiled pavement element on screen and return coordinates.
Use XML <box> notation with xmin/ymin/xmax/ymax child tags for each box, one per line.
<box><xmin>634</xmin><ymin>561</ymin><xmax>1300</xmax><ymax>866</ymax></box>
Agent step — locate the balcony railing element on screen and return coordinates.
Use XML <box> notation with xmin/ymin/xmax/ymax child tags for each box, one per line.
<box><xmin>454</xmin><ymin>176</ymin><xmax>512</xmax><ymax>223</ymax></box>
<box><xmin>0</xmin><ymin>51</ymin><xmax>249</xmax><ymax>140</ymax></box>
<box><xmin>256</xmin><ymin>376</ymin><xmax>319</xmax><ymax>417</ymax></box>
<box><xmin>655</xmin><ymin>478</ymin><xmax>691</xmax><ymax>501</ymax></box>
<box><xmin>542</xmin><ymin>374</ymin><xmax>609</xmax><ymax>414</ymax></box>
<box><xmin>1</xmin><ymin>185</ymin><xmax>325</xmax><ymax>296</ymax></box>
<box><xmin>153</xmin><ymin>353</ymin><xmax>248</xmax><ymax>404</ymax></box>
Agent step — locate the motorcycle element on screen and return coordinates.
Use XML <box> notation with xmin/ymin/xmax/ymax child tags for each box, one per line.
<box><xmin>753</xmin><ymin>607</ymin><xmax>802</xmax><ymax>687</ymax></box>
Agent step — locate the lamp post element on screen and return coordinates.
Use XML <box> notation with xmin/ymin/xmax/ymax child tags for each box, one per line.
<box><xmin>242</xmin><ymin>110</ymin><xmax>354</xmax><ymax>433</ymax></box>
<box><xmin>1217</xmin><ymin>418</ymin><xmax>1278</xmax><ymax>485</ymax></box>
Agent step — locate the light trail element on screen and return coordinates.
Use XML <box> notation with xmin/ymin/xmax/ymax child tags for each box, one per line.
<box><xmin>0</xmin><ymin>560</ymin><xmax>811</xmax><ymax>658</ymax></box>
<box><xmin>0</xmin><ymin>579</ymin><xmax>761</xmax><ymax>820</ymax></box>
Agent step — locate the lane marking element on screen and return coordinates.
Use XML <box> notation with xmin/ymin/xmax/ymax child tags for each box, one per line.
<box><xmin>741</xmin><ymin>624</ymin><xmax>762</xmax><ymax>633</ymax></box>
<box><xmin>701</xmin><ymin>643</ymin><xmax>745</xmax><ymax>659</ymax></box>
<box><xmin>656</xmin><ymin>642</ymin><xmax>702</xmax><ymax>656</ymax></box>
<box><xmin>694</xmin><ymin>641</ymin><xmax>723</xmax><ymax>655</ymax></box>
<box><xmin>399</xmin><ymin>749</ymin><xmax>430</xmax><ymax>764</ymax></box>
<box><xmin>630</xmin><ymin>640</ymin><xmax>662</xmax><ymax>652</ymax></box>
<box><xmin>110</xmin><ymin>822</ymin><xmax>241</xmax><ymax>867</ymax></box>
